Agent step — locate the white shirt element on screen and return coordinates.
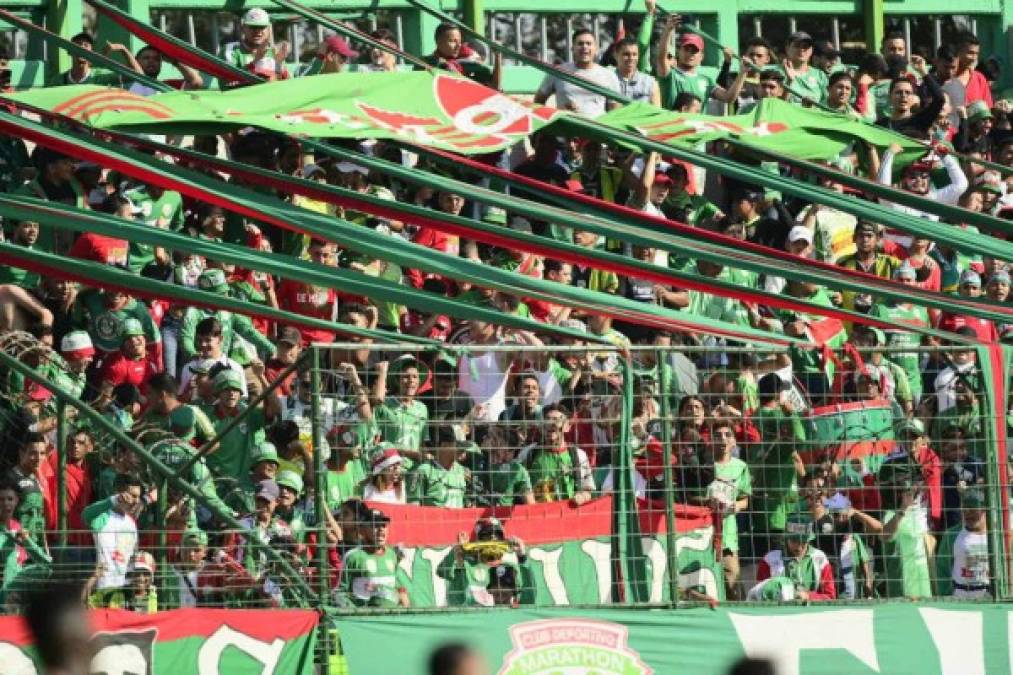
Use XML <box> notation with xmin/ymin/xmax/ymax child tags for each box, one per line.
<box><xmin>458</xmin><ymin>349</ymin><xmax>510</xmax><ymax>421</ymax></box>
<box><xmin>535</xmin><ymin>63</ymin><xmax>621</xmax><ymax>118</ymax></box>
<box><xmin>179</xmin><ymin>356</ymin><xmax>247</xmax><ymax>397</ymax></box>
<box><xmin>950</xmin><ymin>529</ymin><xmax>990</xmax><ymax>598</ymax></box>
<box><xmin>934</xmin><ymin>361</ymin><xmax>976</xmax><ymax>413</ymax></box>
<box><xmin>363</xmin><ymin>483</ymin><xmax>406</xmax><ymax>504</ymax></box>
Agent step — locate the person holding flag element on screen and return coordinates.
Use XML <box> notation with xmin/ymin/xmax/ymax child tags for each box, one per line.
<box><xmin>749</xmin><ymin>513</ymin><xmax>837</xmax><ymax>601</ymax></box>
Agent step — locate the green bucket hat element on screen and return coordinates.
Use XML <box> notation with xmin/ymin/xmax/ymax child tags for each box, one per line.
<box><xmin>276</xmin><ymin>469</ymin><xmax>304</xmax><ymax>494</ymax></box>
<box><xmin>895</xmin><ymin>418</ymin><xmax>926</xmax><ymax>438</ymax></box>
<box><xmin>386</xmin><ymin>354</ymin><xmax>430</xmax><ymax>390</ymax></box>
<box><xmin>968</xmin><ymin>100</ymin><xmax>994</xmax><ymax>124</ymax></box>
<box><xmin>250</xmin><ymin>441</ymin><xmax>280</xmax><ymax>467</ymax></box>
<box><xmin>482</xmin><ymin>206</ymin><xmax>508</xmax><ymax>226</ymax></box>
<box><xmin>197</xmin><ymin>268</ymin><xmax>230</xmax><ymax>295</ymax></box>
<box><xmin>212</xmin><ymin>368</ymin><xmax>244</xmax><ymax>394</ymax></box>
<box><xmin>169</xmin><ymin>404</ymin><xmax>197</xmax><ymax>440</ymax></box>
<box><xmin>182</xmin><ymin>527</ymin><xmax>208</xmax><ymax>546</ymax></box>
<box><xmin>120</xmin><ymin>317</ymin><xmax>145</xmax><ymax>340</ymax></box>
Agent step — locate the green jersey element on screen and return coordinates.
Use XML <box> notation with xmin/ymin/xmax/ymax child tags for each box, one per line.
<box><xmin>752</xmin><ymin>406</ymin><xmax>805</xmax><ymax>532</ymax></box>
<box><xmin>775</xmin><ymin>65</ymin><xmax>828</xmax><ymax>105</ymax></box>
<box><xmin>178</xmin><ymin>307</ymin><xmax>275</xmax><ymax>364</ymax></box>
<box><xmin>709</xmin><ymin>457</ymin><xmax>751</xmax><ymax>554</ymax></box>
<box><xmin>325</xmin><ymin>460</ymin><xmax>367</xmax><ymax>510</ymax></box>
<box><xmin>883</xmin><ymin>507</ymin><xmax>932</xmax><ymax>599</ymax></box>
<box><xmin>200</xmin><ymin>403</ymin><xmax>268</xmax><ymax>479</ymax></box>
<box><xmin>409</xmin><ymin>460</ymin><xmax>468</xmax><ymax>508</ymax></box>
<box><xmin>338</xmin><ymin>546</ymin><xmax>402</xmax><ymax>608</ymax></box>
<box><xmin>871</xmin><ymin>302</ymin><xmax>928</xmax><ymax>399</ymax></box>
<box><xmin>659</xmin><ymin>67</ymin><xmax>715</xmax><ymax>109</ymax></box>
<box><xmin>437</xmin><ymin>555</ymin><xmax>519</xmax><ymax>607</ymax></box>
<box><xmin>73</xmin><ymin>291</ymin><xmax>161</xmax><ymax>354</ymax></box>
<box><xmin>375</xmin><ymin>398</ymin><xmax>428</xmax><ymax>452</ymax></box>
<box><xmin>478</xmin><ymin>461</ymin><xmax>533</xmax><ymax>507</ymax></box>
<box><xmin>524</xmin><ymin>446</ymin><xmax>585</xmax><ymax>502</ymax></box>
<box><xmin>121</xmin><ymin>186</ymin><xmax>184</xmax><ymax>273</ymax></box>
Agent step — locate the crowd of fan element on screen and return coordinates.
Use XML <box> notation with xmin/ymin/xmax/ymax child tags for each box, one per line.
<box><xmin>0</xmin><ymin>0</ymin><xmax>1004</xmax><ymax>611</ymax></box>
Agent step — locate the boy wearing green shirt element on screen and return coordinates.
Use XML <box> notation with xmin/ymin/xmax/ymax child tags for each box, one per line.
<box><xmin>409</xmin><ymin>426</ymin><xmax>471</xmax><ymax>508</ymax></box>
<box><xmin>881</xmin><ymin>465</ymin><xmax>933</xmax><ymax>599</ymax></box>
<box><xmin>703</xmin><ymin>419</ymin><xmax>751</xmax><ymax>600</ymax></box>
<box><xmin>324</xmin><ymin>427</ymin><xmax>367</xmax><ymax>510</ymax></box>
<box><xmin>519</xmin><ymin>404</ymin><xmax>594</xmax><ymax>505</ymax></box>
<box><xmin>474</xmin><ymin>425</ymin><xmax>535</xmax><ymax>507</ymax></box>
<box><xmin>338</xmin><ymin>508</ymin><xmax>408</xmax><ymax>608</ymax></box>
<box><xmin>200</xmin><ymin>369</ymin><xmax>280</xmax><ymax>480</ymax></box>
<box><xmin>751</xmin><ymin>373</ymin><xmax>805</xmax><ymax>548</ymax></box>
<box><xmin>374</xmin><ymin>356</ymin><xmax>429</xmax><ymax>457</ymax></box>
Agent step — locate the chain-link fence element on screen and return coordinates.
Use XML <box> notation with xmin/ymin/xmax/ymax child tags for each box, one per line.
<box><xmin>0</xmin><ymin>335</ymin><xmax>1008</xmax><ymax>626</ymax></box>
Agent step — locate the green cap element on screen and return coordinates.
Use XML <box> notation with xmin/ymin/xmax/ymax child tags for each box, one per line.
<box><xmin>197</xmin><ymin>269</ymin><xmax>230</xmax><ymax>294</ymax></box>
<box><xmin>250</xmin><ymin>441</ymin><xmax>280</xmax><ymax>467</ymax></box>
<box><xmin>968</xmin><ymin>100</ymin><xmax>994</xmax><ymax>123</ymax></box>
<box><xmin>895</xmin><ymin>418</ymin><xmax>926</xmax><ymax>438</ymax></box>
<box><xmin>276</xmin><ymin>469</ymin><xmax>304</xmax><ymax>494</ymax></box>
<box><xmin>482</xmin><ymin>206</ymin><xmax>508</xmax><ymax>226</ymax></box>
<box><xmin>784</xmin><ymin>513</ymin><xmax>814</xmax><ymax>541</ymax></box>
<box><xmin>169</xmin><ymin>405</ymin><xmax>197</xmax><ymax>440</ymax></box>
<box><xmin>120</xmin><ymin>318</ymin><xmax>145</xmax><ymax>339</ymax></box>
<box><xmin>182</xmin><ymin>528</ymin><xmax>208</xmax><ymax>546</ymax></box>
<box><xmin>386</xmin><ymin>354</ymin><xmax>430</xmax><ymax>389</ymax></box>
<box><xmin>961</xmin><ymin>488</ymin><xmax>986</xmax><ymax>509</ymax></box>
<box><xmin>213</xmin><ymin>368</ymin><xmax>244</xmax><ymax>394</ymax></box>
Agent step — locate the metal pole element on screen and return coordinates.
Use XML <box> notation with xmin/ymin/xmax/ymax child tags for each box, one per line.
<box><xmin>311</xmin><ymin>346</ymin><xmax>330</xmax><ymax>673</ymax></box>
<box><xmin>752</xmin><ymin>16</ymin><xmax>762</xmax><ymax>38</ymax></box>
<box><xmin>186</xmin><ymin>12</ymin><xmax>196</xmax><ymax>46</ymax></box>
<box><xmin>656</xmin><ymin>348</ymin><xmax>680</xmax><ymax>604</ymax></box>
<box><xmin>156</xmin><ymin>476</ymin><xmax>168</xmax><ymax>607</ymax></box>
<box><xmin>56</xmin><ymin>399</ymin><xmax>67</xmax><ymax>548</ymax></box>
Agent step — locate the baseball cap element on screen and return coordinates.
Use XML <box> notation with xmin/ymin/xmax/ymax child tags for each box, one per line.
<box><xmin>321</xmin><ymin>34</ymin><xmax>359</xmax><ymax>58</ymax></box>
<box><xmin>733</xmin><ymin>186</ymin><xmax>763</xmax><ymax>203</ymax></box>
<box><xmin>168</xmin><ymin>404</ymin><xmax>197</xmax><ymax>438</ymax></box>
<box><xmin>653</xmin><ymin>173</ymin><xmax>673</xmax><ymax>187</ymax></box>
<box><xmin>364</xmin><ymin>507</ymin><xmax>391</xmax><ymax>525</ymax></box>
<box><xmin>371</xmin><ymin>446</ymin><xmax>404</xmax><ymax>475</ymax></box>
<box><xmin>182</xmin><ymin>528</ymin><xmax>208</xmax><ymax>546</ymax></box>
<box><xmin>895</xmin><ymin>418</ymin><xmax>926</xmax><ymax>437</ymax></box>
<box><xmin>784</xmin><ymin>513</ymin><xmax>814</xmax><ymax>541</ymax></box>
<box><xmin>250</xmin><ymin>441</ymin><xmax>280</xmax><ymax>467</ymax></box>
<box><xmin>276</xmin><ymin>469</ymin><xmax>304</xmax><ymax>494</ymax></box>
<box><xmin>893</xmin><ymin>260</ymin><xmax>917</xmax><ymax>281</ymax></box>
<box><xmin>301</xmin><ymin>163</ymin><xmax>327</xmax><ymax>180</ymax></box>
<box><xmin>256</xmin><ymin>479</ymin><xmax>280</xmax><ymax>502</ymax></box>
<box><xmin>60</xmin><ymin>330</ymin><xmax>94</xmax><ymax>359</ymax></box>
<box><xmin>788</xmin><ymin>31</ymin><xmax>814</xmax><ymax>46</ymax></box>
<box><xmin>242</xmin><ymin>8</ymin><xmax>271</xmax><ymax>27</ymax></box>
<box><xmin>989</xmin><ymin>269</ymin><xmax>1012</xmax><ymax>286</ymax></box>
<box><xmin>975</xmin><ymin>171</ymin><xmax>1004</xmax><ymax>195</ymax></box>
<box><xmin>968</xmin><ymin>100</ymin><xmax>994</xmax><ymax>124</ymax></box>
<box><xmin>277</xmin><ymin>327</ymin><xmax>303</xmax><ymax>346</ymax></box>
<box><xmin>678</xmin><ymin>33</ymin><xmax>704</xmax><ymax>51</ymax></box>
<box><xmin>197</xmin><ymin>269</ymin><xmax>230</xmax><ymax>295</ymax></box>
<box><xmin>335</xmin><ymin>162</ymin><xmax>369</xmax><ymax>176</ymax></box>
<box><xmin>128</xmin><ymin>551</ymin><xmax>156</xmax><ymax>576</ymax></box>
<box><xmin>387</xmin><ymin>354</ymin><xmax>430</xmax><ymax>386</ymax></box>
<box><xmin>120</xmin><ymin>318</ymin><xmax>145</xmax><ymax>339</ymax></box>
<box><xmin>814</xmin><ymin>40</ymin><xmax>841</xmax><ymax>58</ymax></box>
<box><xmin>483</xmin><ymin>207</ymin><xmax>508</xmax><ymax>226</ymax></box>
<box><xmin>960</xmin><ymin>269</ymin><xmax>982</xmax><ymax>287</ymax></box>
<box><xmin>787</xmin><ymin>225</ymin><xmax>813</xmax><ymax>245</ymax></box>
<box><xmin>212</xmin><ymin>368</ymin><xmax>244</xmax><ymax>393</ymax></box>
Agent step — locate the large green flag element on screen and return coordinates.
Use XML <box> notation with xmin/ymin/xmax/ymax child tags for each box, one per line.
<box><xmin>11</xmin><ymin>71</ymin><xmax>561</xmax><ymax>154</ymax></box>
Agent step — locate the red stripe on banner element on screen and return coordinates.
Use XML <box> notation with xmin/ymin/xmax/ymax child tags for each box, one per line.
<box><xmin>91</xmin><ymin>1</ymin><xmax>260</xmax><ymax>84</ymax></box>
<box><xmin>637</xmin><ymin>502</ymin><xmax>713</xmax><ymax>534</ymax></box>
<box><xmin>0</xmin><ymin>608</ymin><xmax>318</xmax><ymax>647</ymax></box>
<box><xmin>54</xmin><ymin>90</ymin><xmax>175</xmax><ymax>118</ymax></box>
<box><xmin>367</xmin><ymin>496</ymin><xmax>613</xmax><ymax>546</ymax></box>
<box><xmin>797</xmin><ymin>439</ymin><xmax>897</xmax><ymax>465</ymax></box>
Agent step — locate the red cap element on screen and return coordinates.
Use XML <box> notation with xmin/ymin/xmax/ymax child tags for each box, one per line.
<box><xmin>322</xmin><ymin>35</ymin><xmax>359</xmax><ymax>58</ymax></box>
<box><xmin>678</xmin><ymin>33</ymin><xmax>705</xmax><ymax>50</ymax></box>
<box><xmin>653</xmin><ymin>173</ymin><xmax>674</xmax><ymax>186</ymax></box>
<box><xmin>564</xmin><ymin>178</ymin><xmax>586</xmax><ymax>193</ymax></box>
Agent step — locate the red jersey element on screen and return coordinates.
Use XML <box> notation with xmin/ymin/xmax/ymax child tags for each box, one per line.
<box><xmin>100</xmin><ymin>351</ymin><xmax>160</xmax><ymax>393</ymax></box>
<box><xmin>275</xmin><ymin>279</ymin><xmax>337</xmax><ymax>345</ymax></box>
<box><xmin>936</xmin><ymin>313</ymin><xmax>998</xmax><ymax>342</ymax></box>
<box><xmin>69</xmin><ymin>232</ymin><xmax>129</xmax><ymax>267</ymax></box>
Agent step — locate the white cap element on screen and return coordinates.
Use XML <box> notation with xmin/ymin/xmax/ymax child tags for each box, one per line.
<box><xmin>60</xmin><ymin>330</ymin><xmax>94</xmax><ymax>356</ymax></box>
<box><xmin>787</xmin><ymin>225</ymin><xmax>813</xmax><ymax>245</ymax></box>
<box><xmin>335</xmin><ymin>162</ymin><xmax>369</xmax><ymax>176</ymax></box>
<box><xmin>242</xmin><ymin>8</ymin><xmax>271</xmax><ymax>26</ymax></box>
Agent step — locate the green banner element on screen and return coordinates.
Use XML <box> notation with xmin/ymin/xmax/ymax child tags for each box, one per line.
<box><xmin>10</xmin><ymin>72</ymin><xmax>561</xmax><ymax>154</ymax></box>
<box><xmin>0</xmin><ymin>608</ymin><xmax>318</xmax><ymax>673</ymax></box>
<box><xmin>338</xmin><ymin>602</ymin><xmax>1013</xmax><ymax>674</ymax></box>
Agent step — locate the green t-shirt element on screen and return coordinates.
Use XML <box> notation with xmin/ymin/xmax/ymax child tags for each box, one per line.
<box><xmin>526</xmin><ymin>447</ymin><xmax>578</xmax><ymax>502</ymax></box>
<box><xmin>325</xmin><ymin>460</ymin><xmax>367</xmax><ymax>510</ymax></box>
<box><xmin>200</xmin><ymin>403</ymin><xmax>268</xmax><ymax>479</ymax></box>
<box><xmin>659</xmin><ymin>67</ymin><xmax>715</xmax><ymax>109</ymax></box>
<box><xmin>437</xmin><ymin>556</ymin><xmax>519</xmax><ymax>607</ymax></box>
<box><xmin>480</xmin><ymin>461</ymin><xmax>533</xmax><ymax>507</ymax></box>
<box><xmin>122</xmin><ymin>186</ymin><xmax>185</xmax><ymax>273</ymax></box>
<box><xmin>871</xmin><ymin>302</ymin><xmax>929</xmax><ymax>398</ymax></box>
<box><xmin>775</xmin><ymin>65</ymin><xmax>828</xmax><ymax>105</ymax></box>
<box><xmin>883</xmin><ymin>508</ymin><xmax>932</xmax><ymax>599</ymax></box>
<box><xmin>0</xmin><ymin>244</ymin><xmax>38</xmax><ymax>287</ymax></box>
<box><xmin>752</xmin><ymin>406</ymin><xmax>805</xmax><ymax>532</ymax></box>
<box><xmin>339</xmin><ymin>546</ymin><xmax>402</xmax><ymax>608</ymax></box>
<box><xmin>709</xmin><ymin>457</ymin><xmax>752</xmax><ymax>554</ymax></box>
<box><xmin>409</xmin><ymin>460</ymin><xmax>468</xmax><ymax>508</ymax></box>
<box><xmin>73</xmin><ymin>291</ymin><xmax>161</xmax><ymax>353</ymax></box>
<box><xmin>375</xmin><ymin>398</ymin><xmax>428</xmax><ymax>452</ymax></box>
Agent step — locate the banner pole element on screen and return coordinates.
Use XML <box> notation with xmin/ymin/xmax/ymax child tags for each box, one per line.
<box><xmin>311</xmin><ymin>346</ymin><xmax>330</xmax><ymax>673</ymax></box>
<box><xmin>656</xmin><ymin>347</ymin><xmax>680</xmax><ymax>605</ymax></box>
<box><xmin>56</xmin><ymin>400</ymin><xmax>68</xmax><ymax>548</ymax></box>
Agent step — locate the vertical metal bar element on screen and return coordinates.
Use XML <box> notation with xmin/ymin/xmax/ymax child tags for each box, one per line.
<box><xmin>566</xmin><ymin>17</ymin><xmax>574</xmax><ymax>57</ymax></box>
<box><xmin>753</xmin><ymin>16</ymin><xmax>762</xmax><ymax>38</ymax></box>
<box><xmin>832</xmin><ymin>18</ymin><xmax>841</xmax><ymax>50</ymax></box>
<box><xmin>971</xmin><ymin>17</ymin><xmax>978</xmax><ymax>36</ymax></box>
<box><xmin>311</xmin><ymin>347</ymin><xmax>330</xmax><ymax>672</ymax></box>
<box><xmin>903</xmin><ymin>18</ymin><xmax>912</xmax><ymax>54</ymax></box>
<box><xmin>56</xmin><ymin>400</ymin><xmax>67</xmax><ymax>548</ymax></box>
<box><xmin>395</xmin><ymin>13</ymin><xmax>404</xmax><ymax>63</ymax></box>
<box><xmin>934</xmin><ymin>18</ymin><xmax>943</xmax><ymax>51</ymax></box>
<box><xmin>789</xmin><ymin>17</ymin><xmax>797</xmax><ymax>35</ymax></box>
<box><xmin>316</xmin><ymin>24</ymin><xmax>324</xmax><ymax>45</ymax></box>
<box><xmin>593</xmin><ymin>15</ymin><xmax>601</xmax><ymax>49</ymax></box>
<box><xmin>656</xmin><ymin>349</ymin><xmax>680</xmax><ymax>605</ymax></box>
<box><xmin>291</xmin><ymin>22</ymin><xmax>300</xmax><ymax>66</ymax></box>
<box><xmin>186</xmin><ymin>12</ymin><xmax>196</xmax><ymax>46</ymax></box>
<box><xmin>211</xmin><ymin>13</ymin><xmax>221</xmax><ymax>55</ymax></box>
<box><xmin>370</xmin><ymin>14</ymin><xmax>378</xmax><ymax>32</ymax></box>
<box><xmin>513</xmin><ymin>13</ymin><xmax>522</xmax><ymax>60</ymax></box>
<box><xmin>156</xmin><ymin>476</ymin><xmax>168</xmax><ymax>607</ymax></box>
<box><xmin>159</xmin><ymin>13</ymin><xmax>167</xmax><ymax>33</ymax></box>
<box><xmin>539</xmin><ymin>15</ymin><xmax>548</xmax><ymax>63</ymax></box>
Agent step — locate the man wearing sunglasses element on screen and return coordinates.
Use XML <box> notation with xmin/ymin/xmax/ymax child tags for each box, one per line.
<box><xmin>655</xmin><ymin>15</ymin><xmax>749</xmax><ymax>111</ymax></box>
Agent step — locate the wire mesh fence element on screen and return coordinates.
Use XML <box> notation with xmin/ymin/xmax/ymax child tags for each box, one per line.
<box><xmin>0</xmin><ymin>336</ymin><xmax>1007</xmax><ymax>616</ymax></box>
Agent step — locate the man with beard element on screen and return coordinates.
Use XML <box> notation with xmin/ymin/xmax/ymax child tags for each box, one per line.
<box><xmin>374</xmin><ymin>355</ymin><xmax>429</xmax><ymax>459</ymax></box>
<box><xmin>518</xmin><ymin>404</ymin><xmax>593</xmax><ymax>505</ymax></box>
<box><xmin>338</xmin><ymin>507</ymin><xmax>409</xmax><ymax>608</ymax></box>
<box><xmin>0</xmin><ymin>220</ymin><xmax>39</xmax><ymax>287</ymax></box>
<box><xmin>17</xmin><ymin>148</ymin><xmax>87</xmax><ymax>254</ymax></box>
<box><xmin>219</xmin><ymin>8</ymin><xmax>290</xmax><ymax>81</ymax></box>
<box><xmin>127</xmin><ymin>44</ymin><xmax>202</xmax><ymax>95</ymax></box>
